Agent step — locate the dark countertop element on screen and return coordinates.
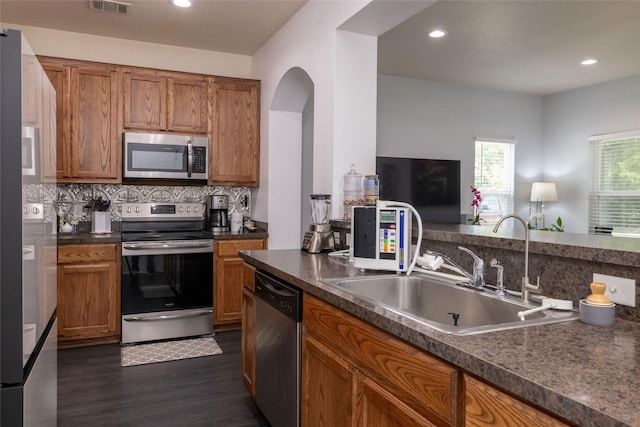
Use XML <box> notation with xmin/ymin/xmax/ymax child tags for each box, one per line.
<box><xmin>56</xmin><ymin>229</ymin><xmax>268</xmax><ymax>245</ymax></box>
<box><xmin>240</xmin><ymin>249</ymin><xmax>640</xmax><ymax>427</ymax></box>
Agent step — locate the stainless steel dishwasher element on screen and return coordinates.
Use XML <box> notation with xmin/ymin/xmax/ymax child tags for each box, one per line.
<box><xmin>255</xmin><ymin>270</ymin><xmax>302</xmax><ymax>427</ymax></box>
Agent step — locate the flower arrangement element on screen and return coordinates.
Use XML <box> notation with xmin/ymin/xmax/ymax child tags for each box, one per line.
<box><xmin>469</xmin><ymin>186</ymin><xmax>485</xmax><ymax>225</ymax></box>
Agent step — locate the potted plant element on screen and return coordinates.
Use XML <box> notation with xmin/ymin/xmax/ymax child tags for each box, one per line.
<box><xmin>85</xmin><ymin>196</ymin><xmax>112</xmax><ymax>233</ymax></box>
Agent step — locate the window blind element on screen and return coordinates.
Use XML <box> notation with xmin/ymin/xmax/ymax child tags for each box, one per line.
<box><xmin>588</xmin><ymin>130</ymin><xmax>640</xmax><ymax>234</ymax></box>
<box><xmin>474</xmin><ymin>138</ymin><xmax>516</xmax><ymax>224</ymax></box>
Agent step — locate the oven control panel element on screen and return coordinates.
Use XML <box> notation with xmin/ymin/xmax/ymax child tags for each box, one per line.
<box><xmin>121</xmin><ymin>203</ymin><xmax>205</xmax><ymax>220</ymax></box>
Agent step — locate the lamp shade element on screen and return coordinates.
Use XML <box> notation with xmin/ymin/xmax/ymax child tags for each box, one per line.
<box><xmin>530</xmin><ymin>182</ymin><xmax>558</xmax><ymax>202</ymax></box>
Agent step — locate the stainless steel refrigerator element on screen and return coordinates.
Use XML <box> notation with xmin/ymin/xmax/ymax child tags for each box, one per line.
<box><xmin>1</xmin><ymin>29</ymin><xmax>58</xmax><ymax>426</ymax></box>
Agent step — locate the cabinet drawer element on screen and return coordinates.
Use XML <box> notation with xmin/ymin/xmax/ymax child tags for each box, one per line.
<box><xmin>304</xmin><ymin>294</ymin><xmax>458</xmax><ymax>426</ymax></box>
<box><xmin>58</xmin><ymin>243</ymin><xmax>118</xmax><ymax>264</ymax></box>
<box><xmin>464</xmin><ymin>374</ymin><xmax>572</xmax><ymax>427</ymax></box>
<box><xmin>215</xmin><ymin>239</ymin><xmax>266</xmax><ymax>257</ymax></box>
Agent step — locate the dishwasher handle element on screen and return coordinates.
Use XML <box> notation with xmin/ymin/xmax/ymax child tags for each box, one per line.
<box><xmin>262</xmin><ymin>281</ymin><xmax>297</xmax><ymax>298</ymax></box>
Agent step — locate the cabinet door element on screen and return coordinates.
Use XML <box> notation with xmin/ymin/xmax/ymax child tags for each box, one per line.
<box><xmin>241</xmin><ymin>286</ymin><xmax>256</xmax><ymax>396</ymax></box>
<box><xmin>69</xmin><ymin>64</ymin><xmax>121</xmax><ymax>181</ymax></box>
<box><xmin>41</xmin><ymin>70</ymin><xmax>58</xmax><ymax>181</ymax></box>
<box><xmin>210</xmin><ymin>79</ymin><xmax>260</xmax><ymax>186</ymax></box>
<box><xmin>41</xmin><ymin>60</ymin><xmax>69</xmax><ymax>179</ymax></box>
<box><xmin>123</xmin><ymin>71</ymin><xmax>166</xmax><ymax>130</ymax></box>
<box><xmin>302</xmin><ymin>334</ymin><xmax>357</xmax><ymax>427</ymax></box>
<box><xmin>57</xmin><ymin>261</ymin><xmax>119</xmax><ymax>339</ymax></box>
<box><xmin>358</xmin><ymin>376</ymin><xmax>438</xmax><ymax>427</ymax></box>
<box><xmin>214</xmin><ymin>256</ymin><xmax>245</xmax><ymax>324</ymax></box>
<box><xmin>167</xmin><ymin>76</ymin><xmax>208</xmax><ymax>133</ymax></box>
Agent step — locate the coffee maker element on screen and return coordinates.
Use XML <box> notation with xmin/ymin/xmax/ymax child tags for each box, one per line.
<box><xmin>208</xmin><ymin>195</ymin><xmax>229</xmax><ymax>234</ymax></box>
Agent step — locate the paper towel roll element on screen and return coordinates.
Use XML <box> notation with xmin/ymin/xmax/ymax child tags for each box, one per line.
<box><xmin>231</xmin><ymin>211</ymin><xmax>243</xmax><ymax>233</ymax></box>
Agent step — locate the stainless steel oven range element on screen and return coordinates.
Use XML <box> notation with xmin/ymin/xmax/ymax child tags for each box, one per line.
<box><xmin>120</xmin><ymin>202</ymin><xmax>214</xmax><ymax>344</ymax></box>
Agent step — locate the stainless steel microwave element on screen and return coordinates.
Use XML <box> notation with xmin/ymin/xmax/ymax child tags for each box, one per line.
<box><xmin>123</xmin><ymin>132</ymin><xmax>208</xmax><ymax>180</ymax></box>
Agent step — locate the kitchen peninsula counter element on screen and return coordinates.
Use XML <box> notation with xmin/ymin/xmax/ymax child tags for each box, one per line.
<box><xmin>240</xmin><ymin>249</ymin><xmax>640</xmax><ymax>427</ymax></box>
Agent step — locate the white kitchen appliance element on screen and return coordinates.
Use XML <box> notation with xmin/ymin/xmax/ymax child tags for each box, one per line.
<box><xmin>351</xmin><ymin>200</ymin><xmax>422</xmax><ymax>274</ymax></box>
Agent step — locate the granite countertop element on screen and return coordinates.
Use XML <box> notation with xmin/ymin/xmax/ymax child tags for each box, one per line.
<box><xmin>331</xmin><ymin>220</ymin><xmax>640</xmax><ymax>267</ymax></box>
<box><xmin>56</xmin><ymin>229</ymin><xmax>268</xmax><ymax>245</ymax></box>
<box><xmin>240</xmin><ymin>249</ymin><xmax>640</xmax><ymax>427</ymax></box>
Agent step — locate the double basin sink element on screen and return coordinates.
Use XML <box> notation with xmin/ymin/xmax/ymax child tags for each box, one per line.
<box><xmin>320</xmin><ymin>274</ymin><xmax>579</xmax><ymax>335</ymax></box>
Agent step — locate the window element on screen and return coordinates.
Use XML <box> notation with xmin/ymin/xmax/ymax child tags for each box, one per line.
<box><xmin>474</xmin><ymin>138</ymin><xmax>515</xmax><ymax>224</ymax></box>
<box><xmin>588</xmin><ymin>130</ymin><xmax>640</xmax><ymax>234</ymax></box>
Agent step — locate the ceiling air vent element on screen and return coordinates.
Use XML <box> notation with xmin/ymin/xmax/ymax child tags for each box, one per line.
<box><xmin>89</xmin><ymin>0</ymin><xmax>131</xmax><ymax>15</ymax></box>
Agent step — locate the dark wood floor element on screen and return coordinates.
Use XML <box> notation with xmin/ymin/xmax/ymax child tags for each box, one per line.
<box><xmin>57</xmin><ymin>330</ymin><xmax>270</xmax><ymax>427</ymax></box>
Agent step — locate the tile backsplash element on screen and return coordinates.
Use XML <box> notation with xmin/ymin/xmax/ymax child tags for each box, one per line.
<box><xmin>38</xmin><ymin>183</ymin><xmax>251</xmax><ymax>223</ymax></box>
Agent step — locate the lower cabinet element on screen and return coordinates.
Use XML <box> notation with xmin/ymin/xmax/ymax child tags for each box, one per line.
<box><xmin>57</xmin><ymin>243</ymin><xmax>120</xmax><ymax>345</ymax></box>
<box><xmin>302</xmin><ymin>294</ymin><xmax>575</xmax><ymax>427</ymax></box>
<box><xmin>241</xmin><ymin>262</ymin><xmax>256</xmax><ymax>397</ymax></box>
<box><xmin>214</xmin><ymin>239</ymin><xmax>266</xmax><ymax>326</ymax></box>
<box><xmin>302</xmin><ymin>294</ymin><xmax>457</xmax><ymax>427</ymax></box>
<box><xmin>464</xmin><ymin>374</ymin><xmax>572</xmax><ymax>427</ymax></box>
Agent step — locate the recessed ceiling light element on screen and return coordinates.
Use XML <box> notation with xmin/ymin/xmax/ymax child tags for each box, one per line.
<box><xmin>172</xmin><ymin>0</ymin><xmax>191</xmax><ymax>7</ymax></box>
<box><xmin>581</xmin><ymin>59</ymin><xmax>598</xmax><ymax>66</ymax></box>
<box><xmin>429</xmin><ymin>30</ymin><xmax>447</xmax><ymax>38</ymax></box>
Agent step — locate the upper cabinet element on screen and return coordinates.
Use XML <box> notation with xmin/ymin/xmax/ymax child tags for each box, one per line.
<box><xmin>39</xmin><ymin>56</ymin><xmax>260</xmax><ymax>186</ymax></box>
<box><xmin>40</xmin><ymin>57</ymin><xmax>122</xmax><ymax>183</ymax></box>
<box><xmin>123</xmin><ymin>68</ymin><xmax>209</xmax><ymax>134</ymax></box>
<box><xmin>209</xmin><ymin>78</ymin><xmax>260</xmax><ymax>186</ymax></box>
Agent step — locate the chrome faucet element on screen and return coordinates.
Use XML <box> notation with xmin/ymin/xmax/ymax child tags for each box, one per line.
<box><xmin>426</xmin><ymin>246</ymin><xmax>485</xmax><ymax>289</ymax></box>
<box><xmin>492</xmin><ymin>214</ymin><xmax>540</xmax><ymax>302</ymax></box>
<box><xmin>458</xmin><ymin>246</ymin><xmax>485</xmax><ymax>288</ymax></box>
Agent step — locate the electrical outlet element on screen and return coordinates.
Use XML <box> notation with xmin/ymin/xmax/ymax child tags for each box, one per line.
<box><xmin>593</xmin><ymin>273</ymin><xmax>636</xmax><ymax>307</ymax></box>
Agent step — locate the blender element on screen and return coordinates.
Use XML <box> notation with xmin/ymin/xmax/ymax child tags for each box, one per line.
<box><xmin>301</xmin><ymin>194</ymin><xmax>335</xmax><ymax>253</ymax></box>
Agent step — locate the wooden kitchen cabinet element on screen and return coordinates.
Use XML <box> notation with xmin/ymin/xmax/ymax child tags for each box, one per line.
<box><xmin>303</xmin><ymin>294</ymin><xmax>458</xmax><ymax>427</ymax></box>
<box><xmin>241</xmin><ymin>263</ymin><xmax>257</xmax><ymax>396</ymax></box>
<box><xmin>57</xmin><ymin>243</ymin><xmax>120</xmax><ymax>346</ymax></box>
<box><xmin>40</xmin><ymin>57</ymin><xmax>122</xmax><ymax>182</ymax></box>
<box><xmin>214</xmin><ymin>239</ymin><xmax>266</xmax><ymax>326</ymax></box>
<box><xmin>209</xmin><ymin>78</ymin><xmax>260</xmax><ymax>186</ymax></box>
<box><xmin>123</xmin><ymin>68</ymin><xmax>209</xmax><ymax>134</ymax></box>
<box><xmin>464</xmin><ymin>374</ymin><xmax>572</xmax><ymax>427</ymax></box>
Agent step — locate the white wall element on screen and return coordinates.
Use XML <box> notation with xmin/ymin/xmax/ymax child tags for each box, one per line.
<box><xmin>251</xmin><ymin>1</ymin><xmax>376</xmax><ymax>249</ymax></box>
<box><xmin>377</xmin><ymin>75</ymin><xmax>544</xmax><ymax>220</ymax></box>
<box><xmin>2</xmin><ymin>23</ymin><xmax>252</xmax><ymax>77</ymax></box>
<box><xmin>542</xmin><ymin>75</ymin><xmax>640</xmax><ymax>233</ymax></box>
<box><xmin>377</xmin><ymin>74</ymin><xmax>640</xmax><ymax>233</ymax></box>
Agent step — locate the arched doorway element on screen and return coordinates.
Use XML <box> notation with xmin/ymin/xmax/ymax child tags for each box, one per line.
<box><xmin>268</xmin><ymin>67</ymin><xmax>315</xmax><ymax>249</ymax></box>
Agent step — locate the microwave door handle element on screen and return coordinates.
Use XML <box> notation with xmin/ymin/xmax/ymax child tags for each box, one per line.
<box><xmin>187</xmin><ymin>140</ymin><xmax>193</xmax><ymax>178</ymax></box>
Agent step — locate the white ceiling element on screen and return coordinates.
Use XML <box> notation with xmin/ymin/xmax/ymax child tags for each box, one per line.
<box><xmin>2</xmin><ymin>0</ymin><xmax>639</xmax><ymax>95</ymax></box>
<box><xmin>378</xmin><ymin>1</ymin><xmax>640</xmax><ymax>95</ymax></box>
<box><xmin>0</xmin><ymin>0</ymin><xmax>308</xmax><ymax>55</ymax></box>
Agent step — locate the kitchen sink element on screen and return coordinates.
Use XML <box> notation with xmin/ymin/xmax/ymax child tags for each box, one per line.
<box><xmin>320</xmin><ymin>275</ymin><xmax>579</xmax><ymax>335</ymax></box>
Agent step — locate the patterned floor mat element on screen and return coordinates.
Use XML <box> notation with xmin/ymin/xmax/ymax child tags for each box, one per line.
<box><xmin>121</xmin><ymin>336</ymin><xmax>223</xmax><ymax>367</ymax></box>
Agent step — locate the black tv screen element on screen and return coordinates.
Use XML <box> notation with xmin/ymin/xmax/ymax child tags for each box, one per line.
<box><xmin>376</xmin><ymin>157</ymin><xmax>461</xmax><ymax>224</ymax></box>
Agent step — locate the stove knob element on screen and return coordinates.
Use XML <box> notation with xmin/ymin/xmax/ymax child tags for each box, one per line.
<box><xmin>33</xmin><ymin>206</ymin><xmax>40</xmax><ymax>214</ymax></box>
<box><xmin>179</xmin><ymin>206</ymin><xmax>184</xmax><ymax>213</ymax></box>
<box><xmin>23</xmin><ymin>206</ymin><xmax>29</xmax><ymax>214</ymax></box>
<box><xmin>186</xmin><ymin>206</ymin><xmax>191</xmax><ymax>213</ymax></box>
<box><xmin>194</xmin><ymin>206</ymin><xmax>199</xmax><ymax>213</ymax></box>
<box><xmin>126</xmin><ymin>206</ymin><xmax>132</xmax><ymax>213</ymax></box>
<box><xmin>135</xmin><ymin>206</ymin><xmax>140</xmax><ymax>213</ymax></box>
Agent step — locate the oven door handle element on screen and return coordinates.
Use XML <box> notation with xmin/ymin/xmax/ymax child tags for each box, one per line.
<box><xmin>123</xmin><ymin>242</ymin><xmax>212</xmax><ymax>251</ymax></box>
<box><xmin>123</xmin><ymin>309</ymin><xmax>213</xmax><ymax>322</ymax></box>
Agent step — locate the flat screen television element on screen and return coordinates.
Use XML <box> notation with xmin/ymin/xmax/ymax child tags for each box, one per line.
<box><xmin>376</xmin><ymin>156</ymin><xmax>461</xmax><ymax>224</ymax></box>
